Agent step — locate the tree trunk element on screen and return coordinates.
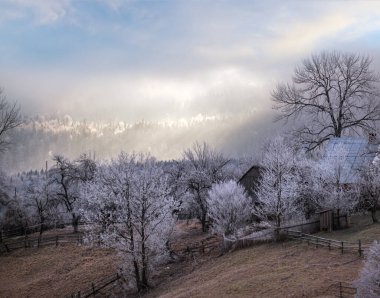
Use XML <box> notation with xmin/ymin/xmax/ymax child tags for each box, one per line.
<box><xmin>39</xmin><ymin>216</ymin><xmax>45</xmax><ymax>236</ymax></box>
<box><xmin>140</xmin><ymin>225</ymin><xmax>149</xmax><ymax>291</ymax></box>
<box><xmin>133</xmin><ymin>260</ymin><xmax>141</xmax><ymax>292</ymax></box>
<box><xmin>72</xmin><ymin>213</ymin><xmax>80</xmax><ymax>233</ymax></box>
<box><xmin>274</xmin><ymin>216</ymin><xmax>281</xmax><ymax>241</ymax></box>
<box><xmin>201</xmin><ymin>211</ymin><xmax>208</xmax><ymax>232</ymax></box>
<box><xmin>336</xmin><ymin>209</ymin><xmax>340</xmax><ymax>229</ymax></box>
<box><xmin>371</xmin><ymin>207</ymin><xmax>378</xmax><ymax>223</ymax></box>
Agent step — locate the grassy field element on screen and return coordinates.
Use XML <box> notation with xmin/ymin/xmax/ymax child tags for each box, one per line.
<box><xmin>2</xmin><ymin>216</ymin><xmax>379</xmax><ymax>297</ymax></box>
<box><xmin>0</xmin><ymin>244</ymin><xmax>120</xmax><ymax>297</ymax></box>
<box><xmin>144</xmin><ymin>241</ymin><xmax>362</xmax><ymax>298</ymax></box>
<box><xmin>143</xmin><ymin>214</ymin><xmax>380</xmax><ymax>298</ymax></box>
<box><xmin>317</xmin><ymin>213</ymin><xmax>380</xmax><ymax>243</ymax></box>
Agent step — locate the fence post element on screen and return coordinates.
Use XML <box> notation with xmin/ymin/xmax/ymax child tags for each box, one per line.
<box><xmin>92</xmin><ymin>282</ymin><xmax>96</xmax><ymax>295</ymax></box>
<box><xmin>341</xmin><ymin>241</ymin><xmax>344</xmax><ymax>254</ymax></box>
<box><xmin>339</xmin><ymin>282</ymin><xmax>343</xmax><ymax>297</ymax></box>
<box><xmin>316</xmin><ymin>237</ymin><xmax>318</xmax><ymax>248</ymax></box>
<box><xmin>358</xmin><ymin>240</ymin><xmax>362</xmax><ymax>257</ymax></box>
<box><xmin>328</xmin><ymin>240</ymin><xmax>331</xmax><ymax>251</ymax></box>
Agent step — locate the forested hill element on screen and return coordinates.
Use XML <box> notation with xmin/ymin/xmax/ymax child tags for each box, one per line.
<box><xmin>0</xmin><ymin>113</ymin><xmax>270</xmax><ymax>173</ymax></box>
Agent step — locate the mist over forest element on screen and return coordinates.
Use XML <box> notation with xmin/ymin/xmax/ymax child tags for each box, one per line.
<box><xmin>2</xmin><ymin>1</ymin><xmax>380</xmax><ymax>297</ymax></box>
<box><xmin>0</xmin><ymin>110</ymin><xmax>277</xmax><ymax>173</ymax></box>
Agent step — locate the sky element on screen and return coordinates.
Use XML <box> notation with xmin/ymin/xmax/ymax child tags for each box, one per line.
<box><xmin>1</xmin><ymin>0</ymin><xmax>380</xmax><ymax>123</ymax></box>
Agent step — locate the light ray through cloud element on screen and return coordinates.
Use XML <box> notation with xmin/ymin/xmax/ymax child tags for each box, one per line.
<box><xmin>0</xmin><ymin>0</ymin><xmax>380</xmax><ymax>166</ymax></box>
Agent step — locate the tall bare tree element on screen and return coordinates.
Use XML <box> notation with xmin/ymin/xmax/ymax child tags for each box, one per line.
<box><xmin>51</xmin><ymin>155</ymin><xmax>81</xmax><ymax>232</ymax></box>
<box><xmin>272</xmin><ymin>52</ymin><xmax>380</xmax><ymax>150</ymax></box>
<box><xmin>0</xmin><ymin>89</ymin><xmax>22</xmax><ymax>152</ymax></box>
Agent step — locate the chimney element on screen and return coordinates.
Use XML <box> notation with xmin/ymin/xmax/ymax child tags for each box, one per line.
<box><xmin>369</xmin><ymin>132</ymin><xmax>377</xmax><ymax>144</ymax></box>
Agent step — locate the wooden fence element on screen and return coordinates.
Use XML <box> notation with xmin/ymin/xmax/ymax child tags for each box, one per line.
<box><xmin>171</xmin><ymin>237</ymin><xmax>221</xmax><ymax>258</ymax></box>
<box><xmin>286</xmin><ymin>230</ymin><xmax>367</xmax><ymax>257</ymax></box>
<box><xmin>322</xmin><ymin>281</ymin><xmax>357</xmax><ymax>298</ymax></box>
<box><xmin>0</xmin><ymin>220</ymin><xmax>94</xmax><ymax>241</ymax></box>
<box><xmin>66</xmin><ymin>273</ymin><xmax>122</xmax><ymax>298</ymax></box>
<box><xmin>222</xmin><ymin>230</ymin><xmax>274</xmax><ymax>252</ymax></box>
<box><xmin>0</xmin><ymin>233</ymin><xmax>83</xmax><ymax>253</ymax></box>
<box><xmin>278</xmin><ymin>220</ymin><xmax>321</xmax><ymax>234</ymax></box>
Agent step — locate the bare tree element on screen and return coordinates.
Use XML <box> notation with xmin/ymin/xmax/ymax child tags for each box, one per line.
<box><xmin>0</xmin><ymin>90</ymin><xmax>22</xmax><ymax>152</ymax></box>
<box><xmin>51</xmin><ymin>155</ymin><xmax>81</xmax><ymax>233</ymax></box>
<box><xmin>272</xmin><ymin>52</ymin><xmax>380</xmax><ymax>150</ymax></box>
<box><xmin>22</xmin><ymin>170</ymin><xmax>55</xmax><ymax>238</ymax></box>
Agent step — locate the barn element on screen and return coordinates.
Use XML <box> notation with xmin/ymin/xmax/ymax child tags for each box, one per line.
<box><xmin>323</xmin><ymin>134</ymin><xmax>379</xmax><ymax>184</ymax></box>
<box><xmin>238</xmin><ymin>165</ymin><xmax>263</xmax><ymax>199</ymax></box>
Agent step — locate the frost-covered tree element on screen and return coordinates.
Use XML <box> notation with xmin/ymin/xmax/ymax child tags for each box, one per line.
<box><xmin>357</xmin><ymin>163</ymin><xmax>380</xmax><ymax>223</ymax></box>
<box><xmin>254</xmin><ymin>136</ymin><xmax>304</xmax><ymax>229</ymax></box>
<box><xmin>357</xmin><ymin>148</ymin><xmax>380</xmax><ymax>223</ymax></box>
<box><xmin>82</xmin><ymin>153</ymin><xmax>176</xmax><ymax>292</ymax></box>
<box><xmin>312</xmin><ymin>143</ymin><xmax>358</xmax><ymax>217</ymax></box>
<box><xmin>50</xmin><ymin>155</ymin><xmax>81</xmax><ymax>232</ymax></box>
<box><xmin>0</xmin><ymin>172</ymin><xmax>14</xmax><ymax>228</ymax></box>
<box><xmin>22</xmin><ymin>170</ymin><xmax>55</xmax><ymax>236</ymax></box>
<box><xmin>354</xmin><ymin>241</ymin><xmax>380</xmax><ymax>297</ymax></box>
<box><xmin>207</xmin><ymin>180</ymin><xmax>251</xmax><ymax>239</ymax></box>
<box><xmin>183</xmin><ymin>142</ymin><xmax>230</xmax><ymax>232</ymax></box>
<box><xmin>165</xmin><ymin>160</ymin><xmax>189</xmax><ymax>214</ymax></box>
<box><xmin>75</xmin><ymin>153</ymin><xmax>97</xmax><ymax>182</ymax></box>
<box><xmin>0</xmin><ymin>174</ymin><xmax>31</xmax><ymax>230</ymax></box>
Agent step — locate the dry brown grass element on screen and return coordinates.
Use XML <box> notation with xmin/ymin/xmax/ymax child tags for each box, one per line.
<box><xmin>145</xmin><ymin>241</ymin><xmax>363</xmax><ymax>298</ymax></box>
<box><xmin>317</xmin><ymin>214</ymin><xmax>380</xmax><ymax>243</ymax></box>
<box><xmin>0</xmin><ymin>244</ymin><xmax>120</xmax><ymax>297</ymax></box>
<box><xmin>1</xmin><ymin>217</ymin><xmax>374</xmax><ymax>298</ymax></box>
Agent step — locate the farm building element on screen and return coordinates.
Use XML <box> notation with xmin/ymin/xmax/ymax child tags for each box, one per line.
<box><xmin>238</xmin><ymin>165</ymin><xmax>263</xmax><ymax>199</ymax></box>
<box><xmin>323</xmin><ymin>134</ymin><xmax>379</xmax><ymax>184</ymax></box>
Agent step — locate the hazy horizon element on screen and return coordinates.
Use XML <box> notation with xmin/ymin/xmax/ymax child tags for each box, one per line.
<box><xmin>1</xmin><ymin>0</ymin><xmax>380</xmax><ymax>169</ymax></box>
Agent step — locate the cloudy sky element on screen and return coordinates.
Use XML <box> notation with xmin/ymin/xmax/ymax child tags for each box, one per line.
<box><xmin>1</xmin><ymin>0</ymin><xmax>380</xmax><ymax>123</ymax></box>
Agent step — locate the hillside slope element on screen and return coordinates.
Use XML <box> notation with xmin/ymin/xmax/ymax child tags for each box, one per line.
<box><xmin>146</xmin><ymin>241</ymin><xmax>362</xmax><ymax>298</ymax></box>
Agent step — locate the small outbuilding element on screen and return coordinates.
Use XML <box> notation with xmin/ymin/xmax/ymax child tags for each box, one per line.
<box><xmin>238</xmin><ymin>165</ymin><xmax>263</xmax><ymax>199</ymax></box>
<box><xmin>317</xmin><ymin>209</ymin><xmax>333</xmax><ymax>232</ymax></box>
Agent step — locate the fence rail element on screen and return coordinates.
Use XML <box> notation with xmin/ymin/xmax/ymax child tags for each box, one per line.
<box><xmin>171</xmin><ymin>236</ymin><xmax>221</xmax><ymax>257</ymax></box>
<box><xmin>0</xmin><ymin>221</ymin><xmax>97</xmax><ymax>241</ymax></box>
<box><xmin>286</xmin><ymin>229</ymin><xmax>367</xmax><ymax>257</ymax></box>
<box><xmin>66</xmin><ymin>273</ymin><xmax>122</xmax><ymax>298</ymax></box>
<box><xmin>0</xmin><ymin>232</ymin><xmax>83</xmax><ymax>253</ymax></box>
<box><xmin>323</xmin><ymin>281</ymin><xmax>357</xmax><ymax>297</ymax></box>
